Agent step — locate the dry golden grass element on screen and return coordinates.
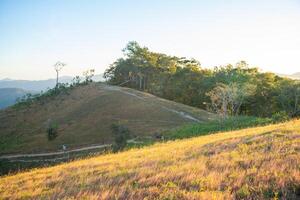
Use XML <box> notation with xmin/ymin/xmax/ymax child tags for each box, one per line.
<box><xmin>0</xmin><ymin>120</ymin><xmax>299</xmax><ymax>199</ymax></box>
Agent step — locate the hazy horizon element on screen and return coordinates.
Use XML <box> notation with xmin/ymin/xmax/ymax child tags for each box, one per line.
<box><xmin>0</xmin><ymin>66</ymin><xmax>299</xmax><ymax>82</ymax></box>
<box><xmin>1</xmin><ymin>0</ymin><xmax>300</xmax><ymax>80</ymax></box>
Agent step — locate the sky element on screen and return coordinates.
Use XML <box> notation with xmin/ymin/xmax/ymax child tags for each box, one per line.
<box><xmin>0</xmin><ymin>0</ymin><xmax>300</xmax><ymax>80</ymax></box>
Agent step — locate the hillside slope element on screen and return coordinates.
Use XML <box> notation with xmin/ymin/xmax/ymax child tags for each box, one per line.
<box><xmin>0</xmin><ymin>120</ymin><xmax>299</xmax><ymax>199</ymax></box>
<box><xmin>0</xmin><ymin>83</ymin><xmax>214</xmax><ymax>154</ymax></box>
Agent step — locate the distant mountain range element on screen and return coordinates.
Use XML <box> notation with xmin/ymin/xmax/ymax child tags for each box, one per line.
<box><xmin>0</xmin><ymin>88</ymin><xmax>33</xmax><ymax>109</ymax></box>
<box><xmin>0</xmin><ymin>74</ymin><xmax>104</xmax><ymax>109</ymax></box>
<box><xmin>277</xmin><ymin>72</ymin><xmax>300</xmax><ymax>80</ymax></box>
<box><xmin>0</xmin><ymin>74</ymin><xmax>104</xmax><ymax>92</ymax></box>
<box><xmin>289</xmin><ymin>72</ymin><xmax>300</xmax><ymax>79</ymax></box>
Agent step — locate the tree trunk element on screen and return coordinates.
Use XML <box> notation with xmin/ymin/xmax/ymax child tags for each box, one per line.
<box><xmin>294</xmin><ymin>93</ymin><xmax>299</xmax><ymax>116</ymax></box>
<box><xmin>56</xmin><ymin>70</ymin><xmax>59</xmax><ymax>88</ymax></box>
<box><xmin>139</xmin><ymin>77</ymin><xmax>142</xmax><ymax>90</ymax></box>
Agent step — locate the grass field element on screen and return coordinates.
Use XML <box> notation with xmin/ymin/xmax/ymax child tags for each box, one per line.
<box><xmin>163</xmin><ymin>115</ymin><xmax>275</xmax><ymax>140</ymax></box>
<box><xmin>1</xmin><ymin>119</ymin><xmax>299</xmax><ymax>199</ymax></box>
<box><xmin>0</xmin><ymin>115</ymin><xmax>276</xmax><ymax>176</ymax></box>
<box><xmin>0</xmin><ymin>83</ymin><xmax>215</xmax><ymax>154</ymax></box>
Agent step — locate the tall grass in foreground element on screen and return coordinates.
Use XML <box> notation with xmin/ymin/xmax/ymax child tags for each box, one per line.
<box><xmin>0</xmin><ymin>120</ymin><xmax>299</xmax><ymax>199</ymax></box>
<box><xmin>0</xmin><ymin>116</ymin><xmax>284</xmax><ymax>176</ymax></box>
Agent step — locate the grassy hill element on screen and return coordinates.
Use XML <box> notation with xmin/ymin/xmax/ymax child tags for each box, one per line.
<box><xmin>0</xmin><ymin>83</ymin><xmax>215</xmax><ymax>154</ymax></box>
<box><xmin>0</xmin><ymin>120</ymin><xmax>299</xmax><ymax>199</ymax></box>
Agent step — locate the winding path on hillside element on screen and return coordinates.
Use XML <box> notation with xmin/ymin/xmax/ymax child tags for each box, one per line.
<box><xmin>103</xmin><ymin>85</ymin><xmax>201</xmax><ymax>122</ymax></box>
<box><xmin>0</xmin><ymin>144</ymin><xmax>111</xmax><ymax>160</ymax></box>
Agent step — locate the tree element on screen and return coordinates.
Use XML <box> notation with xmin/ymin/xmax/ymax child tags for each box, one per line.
<box><xmin>104</xmin><ymin>42</ymin><xmax>299</xmax><ymax>118</ymax></box>
<box><xmin>206</xmin><ymin>83</ymin><xmax>255</xmax><ymax>118</ymax></box>
<box><xmin>277</xmin><ymin>80</ymin><xmax>300</xmax><ymax>117</ymax></box>
<box><xmin>83</xmin><ymin>69</ymin><xmax>95</xmax><ymax>84</ymax></box>
<box><xmin>111</xmin><ymin>123</ymin><xmax>131</xmax><ymax>152</ymax></box>
<box><xmin>46</xmin><ymin>120</ymin><xmax>58</xmax><ymax>141</ymax></box>
<box><xmin>246</xmin><ymin>72</ymin><xmax>278</xmax><ymax>117</ymax></box>
<box><xmin>54</xmin><ymin>61</ymin><xmax>66</xmax><ymax>88</ymax></box>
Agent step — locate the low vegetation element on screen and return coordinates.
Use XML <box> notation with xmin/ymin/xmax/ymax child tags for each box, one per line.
<box><xmin>0</xmin><ymin>119</ymin><xmax>299</xmax><ymax>199</ymax></box>
<box><xmin>164</xmin><ymin>116</ymin><xmax>275</xmax><ymax>139</ymax></box>
<box><xmin>14</xmin><ymin>75</ymin><xmax>89</xmax><ymax>109</ymax></box>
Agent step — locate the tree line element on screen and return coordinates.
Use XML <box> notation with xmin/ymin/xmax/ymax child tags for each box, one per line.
<box><xmin>104</xmin><ymin>41</ymin><xmax>300</xmax><ymax>118</ymax></box>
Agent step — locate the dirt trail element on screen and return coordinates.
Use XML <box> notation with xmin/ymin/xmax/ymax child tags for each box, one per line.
<box><xmin>103</xmin><ymin>85</ymin><xmax>201</xmax><ymax>122</ymax></box>
<box><xmin>0</xmin><ymin>144</ymin><xmax>111</xmax><ymax>160</ymax></box>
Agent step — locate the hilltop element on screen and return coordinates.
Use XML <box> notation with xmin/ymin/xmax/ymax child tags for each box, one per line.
<box><xmin>0</xmin><ymin>83</ymin><xmax>214</xmax><ymax>154</ymax></box>
<box><xmin>0</xmin><ymin>119</ymin><xmax>299</xmax><ymax>199</ymax></box>
<box><xmin>0</xmin><ymin>75</ymin><xmax>106</xmax><ymax>109</ymax></box>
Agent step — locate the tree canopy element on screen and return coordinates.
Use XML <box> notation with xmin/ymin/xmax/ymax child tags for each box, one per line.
<box><xmin>105</xmin><ymin>42</ymin><xmax>300</xmax><ymax>118</ymax></box>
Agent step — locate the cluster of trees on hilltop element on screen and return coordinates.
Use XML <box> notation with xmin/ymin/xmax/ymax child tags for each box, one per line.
<box><xmin>104</xmin><ymin>42</ymin><xmax>300</xmax><ymax>118</ymax></box>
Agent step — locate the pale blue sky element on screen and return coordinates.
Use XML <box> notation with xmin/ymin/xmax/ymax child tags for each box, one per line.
<box><xmin>0</xmin><ymin>0</ymin><xmax>300</xmax><ymax>80</ymax></box>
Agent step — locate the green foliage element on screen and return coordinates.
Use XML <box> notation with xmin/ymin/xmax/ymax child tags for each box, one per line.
<box><xmin>105</xmin><ymin>41</ymin><xmax>300</xmax><ymax>118</ymax></box>
<box><xmin>47</xmin><ymin>123</ymin><xmax>58</xmax><ymax>141</ymax></box>
<box><xmin>83</xmin><ymin>69</ymin><xmax>95</xmax><ymax>84</ymax></box>
<box><xmin>164</xmin><ymin>116</ymin><xmax>274</xmax><ymax>139</ymax></box>
<box><xmin>271</xmin><ymin>111</ymin><xmax>289</xmax><ymax>122</ymax></box>
<box><xmin>111</xmin><ymin>123</ymin><xmax>131</xmax><ymax>152</ymax></box>
<box><xmin>236</xmin><ymin>185</ymin><xmax>251</xmax><ymax>199</ymax></box>
<box><xmin>277</xmin><ymin>79</ymin><xmax>300</xmax><ymax>117</ymax></box>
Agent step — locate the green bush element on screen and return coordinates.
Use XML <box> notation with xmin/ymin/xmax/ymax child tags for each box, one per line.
<box><xmin>47</xmin><ymin>123</ymin><xmax>58</xmax><ymax>141</ymax></box>
<box><xmin>236</xmin><ymin>185</ymin><xmax>251</xmax><ymax>199</ymax></box>
<box><xmin>271</xmin><ymin>111</ymin><xmax>290</xmax><ymax>122</ymax></box>
<box><xmin>111</xmin><ymin>123</ymin><xmax>131</xmax><ymax>152</ymax></box>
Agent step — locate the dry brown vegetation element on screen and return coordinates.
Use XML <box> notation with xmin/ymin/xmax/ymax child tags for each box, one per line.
<box><xmin>0</xmin><ymin>83</ymin><xmax>214</xmax><ymax>154</ymax></box>
<box><xmin>0</xmin><ymin>120</ymin><xmax>299</xmax><ymax>199</ymax></box>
